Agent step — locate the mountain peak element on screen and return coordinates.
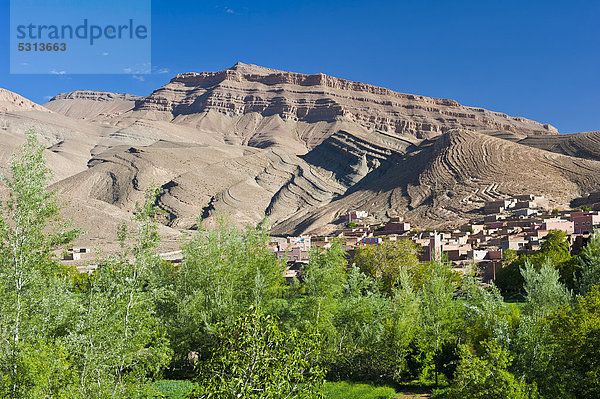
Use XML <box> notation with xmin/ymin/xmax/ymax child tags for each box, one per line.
<box><xmin>141</xmin><ymin>64</ymin><xmax>558</xmax><ymax>138</ymax></box>
<box><xmin>0</xmin><ymin>88</ymin><xmax>50</xmax><ymax>113</ymax></box>
<box><xmin>229</xmin><ymin>62</ymin><xmax>286</xmax><ymax>76</ymax></box>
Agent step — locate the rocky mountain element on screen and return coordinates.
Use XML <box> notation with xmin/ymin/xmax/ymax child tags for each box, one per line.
<box><xmin>45</xmin><ymin>90</ymin><xmax>141</xmax><ymax>120</ymax></box>
<box><xmin>125</xmin><ymin>62</ymin><xmax>556</xmax><ymax>153</ymax></box>
<box><xmin>1</xmin><ymin>62</ymin><xmax>598</xmax><ymax>249</ymax></box>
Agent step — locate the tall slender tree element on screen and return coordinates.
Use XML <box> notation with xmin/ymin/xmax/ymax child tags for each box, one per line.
<box><xmin>69</xmin><ymin>186</ymin><xmax>172</xmax><ymax>397</ymax></box>
<box><xmin>577</xmin><ymin>229</ymin><xmax>600</xmax><ymax>295</ymax></box>
<box><xmin>0</xmin><ymin>128</ymin><xmax>79</xmax><ymax>398</ymax></box>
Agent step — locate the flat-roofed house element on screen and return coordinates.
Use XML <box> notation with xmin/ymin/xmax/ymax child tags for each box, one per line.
<box><xmin>571</xmin><ymin>211</ymin><xmax>600</xmax><ymax>234</ymax></box>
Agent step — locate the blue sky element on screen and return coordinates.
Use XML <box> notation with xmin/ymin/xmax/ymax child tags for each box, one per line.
<box><xmin>1</xmin><ymin>0</ymin><xmax>598</xmax><ymax>133</ymax></box>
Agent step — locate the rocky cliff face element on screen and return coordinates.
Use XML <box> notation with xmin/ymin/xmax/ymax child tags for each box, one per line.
<box><xmin>49</xmin><ymin>91</ymin><xmax>141</xmax><ymax>102</ymax></box>
<box><xmin>133</xmin><ymin>62</ymin><xmax>558</xmax><ymax>141</ymax></box>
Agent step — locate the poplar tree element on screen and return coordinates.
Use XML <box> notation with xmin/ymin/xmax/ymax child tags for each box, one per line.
<box><xmin>0</xmin><ymin>128</ymin><xmax>79</xmax><ymax>398</ymax></box>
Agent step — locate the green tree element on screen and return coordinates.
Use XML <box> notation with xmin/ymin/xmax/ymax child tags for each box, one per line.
<box><xmin>191</xmin><ymin>308</ymin><xmax>325</xmax><ymax>398</ymax></box>
<box><xmin>461</xmin><ymin>273</ymin><xmax>519</xmax><ymax>351</ymax></box>
<box><xmin>165</xmin><ymin>217</ymin><xmax>285</xmax><ymax>363</ymax></box>
<box><xmin>448</xmin><ymin>341</ymin><xmax>538</xmax><ymax>399</ymax></box>
<box><xmin>540</xmin><ymin>230</ymin><xmax>570</xmax><ymax>257</ymax></box>
<box><xmin>548</xmin><ymin>286</ymin><xmax>600</xmax><ymax>398</ymax></box>
<box><xmin>68</xmin><ymin>187</ymin><xmax>172</xmax><ymax>397</ymax></box>
<box><xmin>294</xmin><ymin>240</ymin><xmax>347</xmax><ymax>343</ymax></box>
<box><xmin>510</xmin><ymin>260</ymin><xmax>570</xmax><ymax>396</ymax></box>
<box><xmin>502</xmin><ymin>249</ymin><xmax>518</xmax><ymax>266</ymax></box>
<box><xmin>1</xmin><ymin>339</ymin><xmax>77</xmax><ymax>399</ymax></box>
<box><xmin>327</xmin><ymin>267</ymin><xmax>413</xmax><ymax>382</ymax></box>
<box><xmin>577</xmin><ymin>229</ymin><xmax>600</xmax><ymax>295</ymax></box>
<box><xmin>0</xmin><ymin>128</ymin><xmax>80</xmax><ymax>398</ymax></box>
<box><xmin>496</xmin><ymin>230</ymin><xmax>573</xmax><ymax>293</ymax></box>
<box><xmin>353</xmin><ymin>239</ymin><xmax>420</xmax><ymax>294</ymax></box>
<box><xmin>418</xmin><ymin>261</ymin><xmax>458</xmax><ymax>385</ymax></box>
<box><xmin>521</xmin><ymin>259</ymin><xmax>571</xmax><ymax>319</ymax></box>
<box><xmin>387</xmin><ymin>269</ymin><xmax>422</xmax><ymax>380</ymax></box>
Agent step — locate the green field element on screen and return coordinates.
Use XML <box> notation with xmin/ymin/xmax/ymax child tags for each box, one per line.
<box><xmin>153</xmin><ymin>380</ymin><xmax>197</xmax><ymax>398</ymax></box>
<box><xmin>322</xmin><ymin>381</ymin><xmax>397</xmax><ymax>399</ymax></box>
<box><xmin>154</xmin><ymin>380</ymin><xmax>398</xmax><ymax>398</ymax></box>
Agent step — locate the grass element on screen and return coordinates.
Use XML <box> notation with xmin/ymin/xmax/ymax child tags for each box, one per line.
<box><xmin>154</xmin><ymin>379</ymin><xmax>413</xmax><ymax>398</ymax></box>
<box><xmin>323</xmin><ymin>381</ymin><xmax>397</xmax><ymax>399</ymax></box>
<box><xmin>153</xmin><ymin>380</ymin><xmax>198</xmax><ymax>398</ymax></box>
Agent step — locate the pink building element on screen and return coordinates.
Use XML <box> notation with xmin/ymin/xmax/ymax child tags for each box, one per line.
<box><xmin>571</xmin><ymin>211</ymin><xmax>600</xmax><ymax>234</ymax></box>
<box><xmin>276</xmin><ymin>247</ymin><xmax>309</xmax><ymax>262</ymax></box>
<box><xmin>502</xmin><ymin>235</ymin><xmax>528</xmax><ymax>252</ymax></box>
<box><xmin>540</xmin><ymin>219</ymin><xmax>574</xmax><ymax>235</ymax></box>
<box><xmin>270</xmin><ymin>236</ymin><xmax>312</xmax><ymax>260</ymax></box>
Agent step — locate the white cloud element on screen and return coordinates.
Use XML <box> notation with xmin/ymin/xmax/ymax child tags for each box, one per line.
<box><xmin>152</xmin><ymin>65</ymin><xmax>170</xmax><ymax>74</ymax></box>
<box><xmin>132</xmin><ymin>75</ymin><xmax>145</xmax><ymax>82</ymax></box>
<box><xmin>216</xmin><ymin>5</ymin><xmax>243</xmax><ymax>14</ymax></box>
<box><xmin>20</xmin><ymin>62</ymin><xmax>30</xmax><ymax>66</ymax></box>
<box><xmin>101</xmin><ymin>52</ymin><xmax>109</xmax><ymax>56</ymax></box>
<box><xmin>50</xmin><ymin>70</ymin><xmax>66</xmax><ymax>75</ymax></box>
<box><xmin>123</xmin><ymin>63</ymin><xmax>151</xmax><ymax>75</ymax></box>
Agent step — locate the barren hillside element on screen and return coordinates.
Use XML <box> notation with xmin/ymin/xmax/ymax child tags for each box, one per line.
<box><xmin>272</xmin><ymin>130</ymin><xmax>600</xmax><ymax>235</ymax></box>
<box><xmin>517</xmin><ymin>131</ymin><xmax>600</xmax><ymax>161</ymax></box>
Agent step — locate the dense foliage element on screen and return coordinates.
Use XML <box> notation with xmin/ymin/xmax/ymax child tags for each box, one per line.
<box><xmin>189</xmin><ymin>309</ymin><xmax>325</xmax><ymax>398</ymax></box>
<box><xmin>1</xmin><ymin>130</ymin><xmax>600</xmax><ymax>398</ymax></box>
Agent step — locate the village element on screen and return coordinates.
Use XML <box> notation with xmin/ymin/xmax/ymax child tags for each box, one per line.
<box><xmin>268</xmin><ymin>192</ymin><xmax>600</xmax><ymax>283</ymax></box>
<box><xmin>60</xmin><ymin>192</ymin><xmax>600</xmax><ymax>284</ymax></box>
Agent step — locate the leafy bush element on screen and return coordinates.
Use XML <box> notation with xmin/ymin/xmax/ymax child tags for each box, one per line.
<box><xmin>448</xmin><ymin>341</ymin><xmax>538</xmax><ymax>399</ymax></box>
<box><xmin>190</xmin><ymin>308</ymin><xmax>325</xmax><ymax>398</ymax></box>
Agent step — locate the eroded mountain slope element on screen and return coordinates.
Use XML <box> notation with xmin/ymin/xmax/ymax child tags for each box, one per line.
<box><xmin>272</xmin><ymin>130</ymin><xmax>600</xmax><ymax>234</ymax></box>
<box><xmin>517</xmin><ymin>131</ymin><xmax>600</xmax><ymax>161</ymax></box>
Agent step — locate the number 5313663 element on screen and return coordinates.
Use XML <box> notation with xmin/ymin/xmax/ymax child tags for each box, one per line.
<box><xmin>18</xmin><ymin>43</ymin><xmax>67</xmax><ymax>51</ymax></box>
